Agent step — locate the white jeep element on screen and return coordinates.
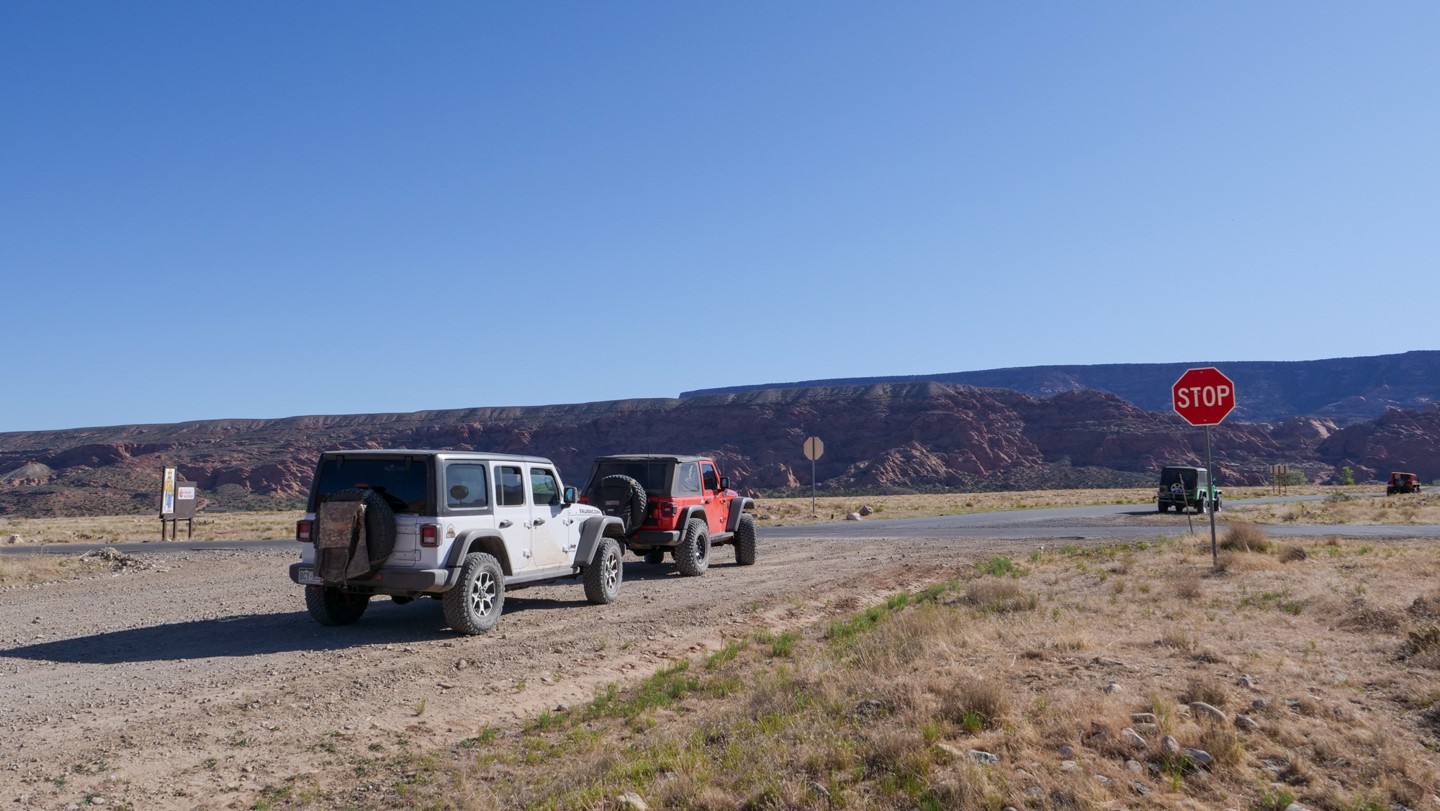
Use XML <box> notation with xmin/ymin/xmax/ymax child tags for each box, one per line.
<box><xmin>289</xmin><ymin>449</ymin><xmax>627</xmax><ymax>634</ymax></box>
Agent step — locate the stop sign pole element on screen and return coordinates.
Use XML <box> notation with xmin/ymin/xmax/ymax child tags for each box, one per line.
<box><xmin>803</xmin><ymin>436</ymin><xmax>825</xmax><ymax>516</ymax></box>
<box><xmin>1172</xmin><ymin>367</ymin><xmax>1237</xmax><ymax>568</ymax></box>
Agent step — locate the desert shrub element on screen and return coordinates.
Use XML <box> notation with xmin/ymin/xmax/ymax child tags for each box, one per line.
<box><xmin>936</xmin><ymin>678</ymin><xmax>1009</xmax><ymax>732</ymax></box>
<box><xmin>1279</xmin><ymin>545</ymin><xmax>1308</xmax><ymax>563</ymax></box>
<box><xmin>1220</xmin><ymin>522</ymin><xmax>1271</xmax><ymax>553</ymax></box>
<box><xmin>1175</xmin><ymin>576</ymin><xmax>1203</xmax><ymax>600</ymax></box>
<box><xmin>1406</xmin><ymin>625</ymin><xmax>1440</xmax><ymax>668</ymax></box>
<box><xmin>962</xmin><ymin>579</ymin><xmax>1037</xmax><ymax>614</ymax></box>
<box><xmin>1181</xmin><ymin>675</ymin><xmax>1231</xmax><ymax>709</ymax></box>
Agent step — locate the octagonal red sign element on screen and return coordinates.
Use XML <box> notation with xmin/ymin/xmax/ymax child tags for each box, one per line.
<box><xmin>1172</xmin><ymin>367</ymin><xmax>1236</xmax><ymax>426</ymax></box>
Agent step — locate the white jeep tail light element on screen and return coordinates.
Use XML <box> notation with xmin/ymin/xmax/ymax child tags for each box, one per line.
<box><xmin>296</xmin><ymin>520</ymin><xmax>312</xmax><ymax>543</ymax></box>
<box><xmin>421</xmin><ymin>524</ymin><xmax>439</xmax><ymax>547</ymax></box>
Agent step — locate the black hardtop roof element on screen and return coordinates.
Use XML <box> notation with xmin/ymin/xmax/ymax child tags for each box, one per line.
<box><xmin>593</xmin><ymin>454</ymin><xmax>710</xmax><ymax>464</ymax></box>
<box><xmin>319</xmin><ymin>449</ymin><xmax>554</xmax><ymax>465</ymax></box>
<box><xmin>1161</xmin><ymin>465</ymin><xmax>1207</xmax><ymax>472</ymax></box>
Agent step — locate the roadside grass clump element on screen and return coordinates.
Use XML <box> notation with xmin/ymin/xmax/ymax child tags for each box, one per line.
<box><xmin>937</xmin><ymin>678</ymin><xmax>1009</xmax><ymax>733</ymax></box>
<box><xmin>978</xmin><ymin>555</ymin><xmax>1020</xmax><ymax>577</ymax></box>
<box><xmin>1181</xmin><ymin>675</ymin><xmax>1231</xmax><ymax>709</ymax></box>
<box><xmin>1221</xmin><ymin>522</ymin><xmax>1272</xmax><ymax>553</ymax></box>
<box><xmin>962</xmin><ymin>578</ymin><xmax>1038</xmax><ymax>614</ymax></box>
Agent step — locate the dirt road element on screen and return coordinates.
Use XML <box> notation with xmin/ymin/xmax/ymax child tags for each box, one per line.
<box><xmin>0</xmin><ymin>532</ymin><xmax>1038</xmax><ymax>810</ymax></box>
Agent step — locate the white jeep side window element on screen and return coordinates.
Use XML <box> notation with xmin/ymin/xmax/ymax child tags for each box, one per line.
<box><xmin>446</xmin><ymin>464</ymin><xmax>489</xmax><ymax>509</ymax></box>
<box><xmin>530</xmin><ymin>468</ymin><xmax>559</xmax><ymax>506</ymax></box>
<box><xmin>496</xmin><ymin>466</ymin><xmax>526</xmax><ymax>507</ymax></box>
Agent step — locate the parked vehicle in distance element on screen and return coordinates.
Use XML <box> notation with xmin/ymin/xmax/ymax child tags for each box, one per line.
<box><xmin>1387</xmin><ymin>472</ymin><xmax>1423</xmax><ymax>496</ymax></box>
<box><xmin>1156</xmin><ymin>465</ymin><xmax>1221</xmax><ymax>514</ymax></box>
<box><xmin>581</xmin><ymin>454</ymin><xmax>757</xmax><ymax>576</ymax></box>
<box><xmin>290</xmin><ymin>449</ymin><xmax>627</xmax><ymax>635</ymax></box>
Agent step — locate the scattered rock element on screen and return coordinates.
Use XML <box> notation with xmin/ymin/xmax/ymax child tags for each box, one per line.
<box><xmin>808</xmin><ymin>781</ymin><xmax>830</xmax><ymax>800</ymax></box>
<box><xmin>1134</xmin><ymin>723</ymin><xmax>1160</xmax><ymax>735</ymax></box>
<box><xmin>1060</xmin><ymin>760</ymin><xmax>1078</xmax><ymax>772</ymax></box>
<box><xmin>1121</xmin><ymin>728</ymin><xmax>1146</xmax><ymax>749</ymax></box>
<box><xmin>455</xmin><ymin>659</ymin><xmax>470</xmax><ymax>671</ymax></box>
<box><xmin>1094</xmin><ymin>775</ymin><xmax>1112</xmax><ymax>785</ymax></box>
<box><xmin>968</xmin><ymin>750</ymin><xmax>1001</xmax><ymax>765</ymax></box>
<box><xmin>1126</xmin><ymin>759</ymin><xmax>1144</xmax><ymax>774</ymax></box>
<box><xmin>1130</xmin><ymin>712</ymin><xmax>1156</xmax><ymax>724</ymax></box>
<box><xmin>616</xmin><ymin>792</ymin><xmax>649</xmax><ymax>811</ymax></box>
<box><xmin>1161</xmin><ymin>736</ymin><xmax>1181</xmax><ymax>756</ymax></box>
<box><xmin>844</xmin><ymin>513</ymin><xmax>862</xmax><ymax>521</ymax></box>
<box><xmin>1184</xmin><ymin>748</ymin><xmax>1214</xmax><ymax>768</ymax></box>
<box><xmin>1024</xmin><ymin>787</ymin><xmax>1044</xmax><ymax>800</ymax></box>
<box><xmin>1238</xmin><ymin>674</ymin><xmax>1257</xmax><ymax>689</ymax></box>
<box><xmin>1235</xmin><ymin>715</ymin><xmax>1260</xmax><ymax>731</ymax></box>
<box><xmin>1105</xmin><ymin>682</ymin><xmax>1123</xmax><ymax>694</ymax></box>
<box><xmin>1130</xmin><ymin>781</ymin><xmax>1151</xmax><ymax>796</ymax></box>
<box><xmin>1057</xmin><ymin>744</ymin><xmax>1075</xmax><ymax>757</ymax></box>
<box><xmin>858</xmin><ymin>504</ymin><xmax>874</xmax><ymax>516</ymax></box>
<box><xmin>1283</xmin><ymin>805</ymin><xmax>1310</xmax><ymax>811</ymax></box>
<box><xmin>937</xmin><ymin>743</ymin><xmax>965</xmax><ymax>759</ymax></box>
<box><xmin>1190</xmin><ymin>701</ymin><xmax>1228</xmax><ymax>724</ymax></box>
<box><xmin>5</xmin><ymin>535</ymin><xmax>21</xmax><ymax>545</ymax></box>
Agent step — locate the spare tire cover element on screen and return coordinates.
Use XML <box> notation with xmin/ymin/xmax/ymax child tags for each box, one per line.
<box><xmin>324</xmin><ymin>488</ymin><xmax>397</xmax><ymax>571</ymax></box>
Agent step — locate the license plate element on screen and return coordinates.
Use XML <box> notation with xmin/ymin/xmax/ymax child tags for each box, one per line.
<box><xmin>297</xmin><ymin>566</ymin><xmax>322</xmax><ymax>585</ymax></box>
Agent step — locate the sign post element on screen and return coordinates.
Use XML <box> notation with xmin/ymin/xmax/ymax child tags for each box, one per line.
<box><xmin>159</xmin><ymin>467</ymin><xmax>199</xmax><ymax>541</ymax></box>
<box><xmin>1171</xmin><ymin>368</ymin><xmax>1237</xmax><ymax>568</ymax></box>
<box><xmin>803</xmin><ymin>436</ymin><xmax>825</xmax><ymax>516</ymax></box>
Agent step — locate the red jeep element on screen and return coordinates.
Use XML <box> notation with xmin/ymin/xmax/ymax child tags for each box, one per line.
<box><xmin>1387</xmin><ymin>472</ymin><xmax>1423</xmax><ymax>495</ymax></box>
<box><xmin>581</xmin><ymin>454</ymin><xmax>757</xmax><ymax>576</ymax></box>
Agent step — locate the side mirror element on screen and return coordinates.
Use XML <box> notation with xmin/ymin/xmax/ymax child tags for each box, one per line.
<box><xmin>562</xmin><ymin>486</ymin><xmax>577</xmax><ymax>505</ymax></box>
<box><xmin>719</xmin><ymin>476</ymin><xmax>730</xmax><ymax>491</ymax></box>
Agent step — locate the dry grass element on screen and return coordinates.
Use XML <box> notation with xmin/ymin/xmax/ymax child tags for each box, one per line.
<box><xmin>1219</xmin><ymin>521</ymin><xmax>1272</xmax><ymax>553</ymax></box>
<box><xmin>320</xmin><ymin>534</ymin><xmax>1440</xmax><ymax>811</ymax></box>
<box><xmin>756</xmin><ymin>488</ymin><xmax>1159</xmax><ymax>524</ymax></box>
<box><xmin>0</xmin><ymin>551</ymin><xmax>135</xmax><ymax>586</ymax></box>
<box><xmin>1227</xmin><ymin>489</ymin><xmax>1440</xmax><ymax>525</ymax></box>
<box><xmin>0</xmin><ymin>510</ymin><xmax>299</xmax><ymax>544</ymax></box>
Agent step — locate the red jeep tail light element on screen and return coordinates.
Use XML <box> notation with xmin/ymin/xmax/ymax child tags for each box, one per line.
<box><xmin>421</xmin><ymin>524</ymin><xmax>439</xmax><ymax>547</ymax></box>
<box><xmin>660</xmin><ymin>503</ymin><xmax>676</xmax><ymax>519</ymax></box>
<box><xmin>296</xmin><ymin>520</ymin><xmax>312</xmax><ymax>543</ymax></box>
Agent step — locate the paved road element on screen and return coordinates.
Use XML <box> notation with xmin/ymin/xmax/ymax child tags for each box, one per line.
<box><xmin>6</xmin><ymin>495</ymin><xmax>1437</xmax><ymax>556</ymax></box>
<box><xmin>764</xmin><ymin>500</ymin><xmax>1440</xmax><ymax>542</ymax></box>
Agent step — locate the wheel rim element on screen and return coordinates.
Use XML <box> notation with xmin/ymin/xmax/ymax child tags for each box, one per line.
<box><xmin>469</xmin><ymin>570</ymin><xmax>496</xmax><ymax>617</ymax></box>
<box><xmin>603</xmin><ymin>551</ymin><xmax>619</xmax><ymax>593</ymax></box>
<box><xmin>697</xmin><ymin>535</ymin><xmax>708</xmax><ymax>564</ymax></box>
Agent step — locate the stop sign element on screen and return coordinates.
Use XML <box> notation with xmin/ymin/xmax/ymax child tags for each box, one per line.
<box><xmin>1172</xmin><ymin>367</ymin><xmax>1236</xmax><ymax>426</ymax></box>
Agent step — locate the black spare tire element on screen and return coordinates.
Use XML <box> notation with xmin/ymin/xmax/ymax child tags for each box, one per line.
<box><xmin>321</xmin><ymin>487</ymin><xmax>397</xmax><ymax>571</ymax></box>
<box><xmin>595</xmin><ymin>475</ymin><xmax>647</xmax><ymax>535</ymax></box>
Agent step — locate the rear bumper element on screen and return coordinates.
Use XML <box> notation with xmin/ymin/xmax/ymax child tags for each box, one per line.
<box><xmin>290</xmin><ymin>562</ymin><xmax>451</xmax><ymax>594</ymax></box>
<box><xmin>627</xmin><ymin>530</ymin><xmax>680</xmax><ymax>548</ymax></box>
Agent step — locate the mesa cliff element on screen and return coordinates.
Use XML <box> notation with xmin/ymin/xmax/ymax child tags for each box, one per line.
<box><xmin>2</xmin><ymin>376</ymin><xmax>1436</xmax><ymax>517</ymax></box>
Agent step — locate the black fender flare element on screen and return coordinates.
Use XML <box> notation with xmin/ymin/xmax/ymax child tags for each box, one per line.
<box><xmin>576</xmin><ymin>515</ymin><xmax>627</xmax><ymax>566</ymax></box>
<box><xmin>726</xmin><ymin>497</ymin><xmax>756</xmax><ymax>533</ymax></box>
<box><xmin>447</xmin><ymin>531</ymin><xmax>513</xmax><ymax>576</ymax></box>
<box><xmin>678</xmin><ymin>506</ymin><xmax>709</xmax><ymax>531</ymax></box>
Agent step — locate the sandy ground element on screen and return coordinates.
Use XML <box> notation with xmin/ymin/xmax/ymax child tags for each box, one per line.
<box><xmin>0</xmin><ymin>533</ymin><xmax>1043</xmax><ymax>810</ymax></box>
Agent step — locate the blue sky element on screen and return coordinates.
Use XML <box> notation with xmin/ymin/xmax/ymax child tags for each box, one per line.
<box><xmin>3</xmin><ymin>2</ymin><xmax>1437</xmax><ymax>432</ymax></box>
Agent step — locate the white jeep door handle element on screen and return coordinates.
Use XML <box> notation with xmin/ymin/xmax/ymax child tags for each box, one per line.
<box><xmin>533</xmin><ymin>518</ymin><xmax>546</xmax><ymax>526</ymax></box>
<box><xmin>499</xmin><ymin>520</ymin><xmax>512</xmax><ymax>529</ymax></box>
